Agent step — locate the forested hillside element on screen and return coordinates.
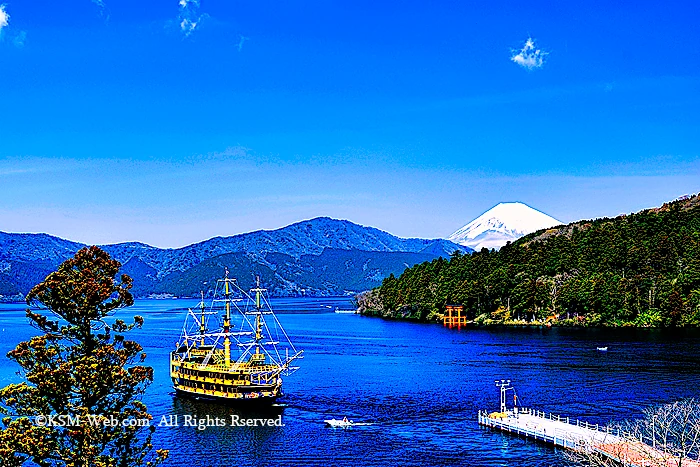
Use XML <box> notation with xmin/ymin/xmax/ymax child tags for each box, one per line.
<box><xmin>362</xmin><ymin>195</ymin><xmax>700</xmax><ymax>327</ymax></box>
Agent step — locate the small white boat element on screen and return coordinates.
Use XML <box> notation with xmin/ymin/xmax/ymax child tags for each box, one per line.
<box><xmin>596</xmin><ymin>346</ymin><xmax>608</xmax><ymax>351</ymax></box>
<box><xmin>334</xmin><ymin>308</ymin><xmax>358</xmax><ymax>314</ymax></box>
<box><xmin>325</xmin><ymin>418</ymin><xmax>354</xmax><ymax>428</ymax></box>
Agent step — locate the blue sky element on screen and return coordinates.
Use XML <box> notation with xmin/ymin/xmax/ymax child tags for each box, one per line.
<box><xmin>1</xmin><ymin>1</ymin><xmax>698</xmax><ymax>247</ymax></box>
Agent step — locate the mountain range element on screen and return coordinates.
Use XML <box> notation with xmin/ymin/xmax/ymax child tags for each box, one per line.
<box><xmin>0</xmin><ymin>217</ymin><xmax>471</xmax><ymax>299</ymax></box>
<box><xmin>448</xmin><ymin>202</ymin><xmax>562</xmax><ymax>250</ymax></box>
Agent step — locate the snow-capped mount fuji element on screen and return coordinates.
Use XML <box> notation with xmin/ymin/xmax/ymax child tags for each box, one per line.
<box><xmin>448</xmin><ymin>202</ymin><xmax>562</xmax><ymax>251</ymax></box>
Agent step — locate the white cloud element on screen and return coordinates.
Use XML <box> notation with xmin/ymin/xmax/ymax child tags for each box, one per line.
<box><xmin>180</xmin><ymin>18</ymin><xmax>197</xmax><ymax>35</ymax></box>
<box><xmin>91</xmin><ymin>0</ymin><xmax>109</xmax><ymax>20</ymax></box>
<box><xmin>13</xmin><ymin>30</ymin><xmax>26</xmax><ymax>47</ymax></box>
<box><xmin>178</xmin><ymin>0</ymin><xmax>205</xmax><ymax>36</ymax></box>
<box><xmin>0</xmin><ymin>4</ymin><xmax>10</xmax><ymax>31</ymax></box>
<box><xmin>236</xmin><ymin>35</ymin><xmax>249</xmax><ymax>52</ymax></box>
<box><xmin>511</xmin><ymin>37</ymin><xmax>548</xmax><ymax>70</ymax></box>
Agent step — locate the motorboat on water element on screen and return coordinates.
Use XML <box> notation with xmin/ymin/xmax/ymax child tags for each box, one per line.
<box><xmin>324</xmin><ymin>417</ymin><xmax>372</xmax><ymax>428</ymax></box>
<box><xmin>325</xmin><ymin>417</ymin><xmax>354</xmax><ymax>428</ymax></box>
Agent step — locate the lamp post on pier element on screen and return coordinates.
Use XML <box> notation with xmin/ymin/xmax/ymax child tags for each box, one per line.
<box><xmin>495</xmin><ymin>379</ymin><xmax>513</xmax><ymax>414</ymax></box>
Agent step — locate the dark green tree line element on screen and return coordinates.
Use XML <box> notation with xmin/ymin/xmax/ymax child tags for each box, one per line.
<box><xmin>362</xmin><ymin>195</ymin><xmax>700</xmax><ymax>327</ymax></box>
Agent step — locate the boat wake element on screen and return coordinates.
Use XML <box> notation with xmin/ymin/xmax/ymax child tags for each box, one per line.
<box><xmin>324</xmin><ymin>418</ymin><xmax>374</xmax><ymax>428</ymax></box>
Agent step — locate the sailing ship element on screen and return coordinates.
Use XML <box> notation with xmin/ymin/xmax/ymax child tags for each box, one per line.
<box><xmin>170</xmin><ymin>271</ymin><xmax>302</xmax><ymax>403</ymax></box>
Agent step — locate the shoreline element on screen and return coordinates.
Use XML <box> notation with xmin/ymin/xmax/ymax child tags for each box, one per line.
<box><xmin>358</xmin><ymin>310</ymin><xmax>700</xmax><ymax>329</ymax></box>
<box><xmin>0</xmin><ymin>295</ymin><xmax>356</xmax><ymax>305</ymax></box>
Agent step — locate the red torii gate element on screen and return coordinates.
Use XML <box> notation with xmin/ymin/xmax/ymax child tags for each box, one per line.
<box><xmin>444</xmin><ymin>305</ymin><xmax>467</xmax><ymax>329</ymax></box>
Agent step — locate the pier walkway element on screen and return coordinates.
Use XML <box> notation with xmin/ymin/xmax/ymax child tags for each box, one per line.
<box><xmin>478</xmin><ymin>408</ymin><xmax>620</xmax><ymax>450</ymax></box>
<box><xmin>478</xmin><ymin>408</ymin><xmax>700</xmax><ymax>467</ymax></box>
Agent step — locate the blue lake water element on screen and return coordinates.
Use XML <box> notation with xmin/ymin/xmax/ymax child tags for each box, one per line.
<box><xmin>2</xmin><ymin>298</ymin><xmax>700</xmax><ymax>466</ymax></box>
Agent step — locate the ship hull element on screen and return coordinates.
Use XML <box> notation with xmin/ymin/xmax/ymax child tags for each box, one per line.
<box><xmin>173</xmin><ymin>387</ymin><xmax>280</xmax><ymax>405</ymax></box>
<box><xmin>170</xmin><ymin>352</ymin><xmax>283</xmax><ymax>404</ymax></box>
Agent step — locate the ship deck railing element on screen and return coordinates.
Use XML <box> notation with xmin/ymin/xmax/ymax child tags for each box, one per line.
<box><xmin>173</xmin><ymin>355</ymin><xmax>280</xmax><ymax>370</ymax></box>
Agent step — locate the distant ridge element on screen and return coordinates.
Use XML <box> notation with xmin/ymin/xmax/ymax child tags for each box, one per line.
<box><xmin>0</xmin><ymin>217</ymin><xmax>471</xmax><ymax>298</ymax></box>
<box><xmin>448</xmin><ymin>202</ymin><xmax>561</xmax><ymax>251</ymax></box>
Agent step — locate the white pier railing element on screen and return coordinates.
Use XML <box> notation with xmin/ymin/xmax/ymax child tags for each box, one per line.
<box><xmin>478</xmin><ymin>408</ymin><xmax>622</xmax><ymax>451</ymax></box>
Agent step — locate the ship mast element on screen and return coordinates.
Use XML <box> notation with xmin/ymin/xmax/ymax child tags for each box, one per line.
<box><xmin>251</xmin><ymin>276</ymin><xmax>264</xmax><ymax>359</ymax></box>
<box><xmin>223</xmin><ymin>268</ymin><xmax>232</xmax><ymax>367</ymax></box>
<box><xmin>199</xmin><ymin>290</ymin><xmax>205</xmax><ymax>346</ymax></box>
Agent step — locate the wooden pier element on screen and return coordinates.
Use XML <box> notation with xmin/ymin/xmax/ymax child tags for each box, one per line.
<box><xmin>479</xmin><ymin>408</ymin><xmax>700</xmax><ymax>467</ymax></box>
